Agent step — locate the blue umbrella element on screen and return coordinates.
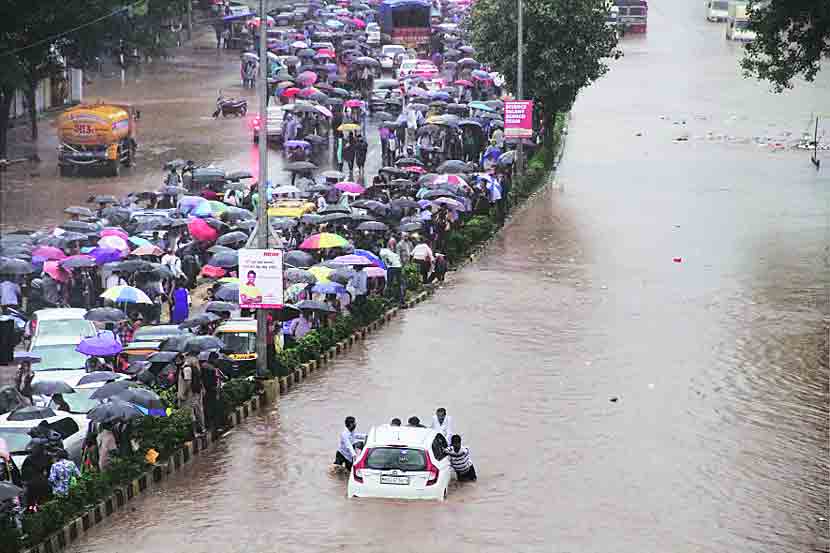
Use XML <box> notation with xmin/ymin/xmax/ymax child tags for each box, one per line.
<box><xmin>312</xmin><ymin>281</ymin><xmax>346</xmax><ymax>295</ymax></box>
<box><xmin>14</xmin><ymin>351</ymin><xmax>41</xmax><ymax>363</ymax></box>
<box><xmin>353</xmin><ymin>249</ymin><xmax>386</xmax><ymax>269</ymax></box>
<box><xmin>128</xmin><ymin>236</ymin><xmax>152</xmax><ymax>247</ymax></box>
<box><xmin>76</xmin><ymin>334</ymin><xmax>124</xmax><ymax>357</ymax></box>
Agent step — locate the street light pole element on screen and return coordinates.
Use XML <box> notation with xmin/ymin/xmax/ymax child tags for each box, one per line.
<box><xmin>255</xmin><ymin>0</ymin><xmax>270</xmax><ymax>378</ymax></box>
<box><xmin>516</xmin><ymin>0</ymin><xmax>524</xmax><ymax>174</ymax></box>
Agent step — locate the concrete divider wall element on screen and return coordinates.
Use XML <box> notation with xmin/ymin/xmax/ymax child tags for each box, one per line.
<box><xmin>20</xmin><ymin>289</ymin><xmax>433</xmax><ymax>553</ymax></box>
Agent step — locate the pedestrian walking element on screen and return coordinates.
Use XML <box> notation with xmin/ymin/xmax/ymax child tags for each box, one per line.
<box><xmin>355</xmin><ymin>134</ymin><xmax>368</xmax><ymax>180</ymax></box>
<box><xmin>343</xmin><ymin>134</ymin><xmax>356</xmax><ymax>178</ymax></box>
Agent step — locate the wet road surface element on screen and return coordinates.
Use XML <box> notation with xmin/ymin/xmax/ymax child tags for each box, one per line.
<box><xmin>12</xmin><ymin>1</ymin><xmax>830</xmax><ymax>552</ymax></box>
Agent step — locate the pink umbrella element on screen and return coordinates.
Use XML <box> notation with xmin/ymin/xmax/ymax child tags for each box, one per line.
<box><xmin>434</xmin><ymin>174</ymin><xmax>468</xmax><ymax>187</ymax></box>
<box><xmin>365</xmin><ymin>266</ymin><xmax>386</xmax><ymax>278</ymax></box>
<box><xmin>188</xmin><ymin>218</ymin><xmax>219</xmax><ymax>242</ymax></box>
<box><xmin>344</xmin><ymin>99</ymin><xmax>364</xmax><ymax>108</ymax></box>
<box><xmin>281</xmin><ymin>87</ymin><xmax>301</xmax><ymax>97</ymax></box>
<box><xmin>316</xmin><ymin>48</ymin><xmax>336</xmax><ymax>57</ymax></box>
<box><xmin>98</xmin><ymin>235</ymin><xmax>129</xmax><ymax>252</ymax></box>
<box><xmin>314</xmin><ymin>105</ymin><xmax>333</xmax><ymax>118</ymax></box>
<box><xmin>200</xmin><ymin>265</ymin><xmax>226</xmax><ymax>278</ymax></box>
<box><xmin>297</xmin><ymin>71</ymin><xmax>318</xmax><ymax>85</ymax></box>
<box><xmin>351</xmin><ymin>18</ymin><xmax>366</xmax><ymax>28</ymax></box>
<box><xmin>32</xmin><ymin>246</ymin><xmax>66</xmax><ymax>261</ymax></box>
<box><xmin>43</xmin><ymin>261</ymin><xmax>69</xmax><ymax>282</ymax></box>
<box><xmin>100</xmin><ymin>227</ymin><xmax>129</xmax><ymax>240</ymax></box>
<box><xmin>131</xmin><ymin>244</ymin><xmax>164</xmax><ymax>257</ymax></box>
<box><xmin>334</xmin><ymin>181</ymin><xmax>365</xmax><ymax>194</ymax></box>
<box><xmin>403</xmin><ymin>166</ymin><xmax>427</xmax><ymax>174</ymax></box>
<box><xmin>332</xmin><ymin>254</ymin><xmax>374</xmax><ymax>266</ymax></box>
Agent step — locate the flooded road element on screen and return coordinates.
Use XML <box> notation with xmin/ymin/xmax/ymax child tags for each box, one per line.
<box><xmin>28</xmin><ymin>1</ymin><xmax>830</xmax><ymax>552</ymax></box>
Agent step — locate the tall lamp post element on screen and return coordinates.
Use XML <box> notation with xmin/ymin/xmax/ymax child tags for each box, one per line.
<box><xmin>255</xmin><ymin>0</ymin><xmax>270</xmax><ymax>377</ymax></box>
<box><xmin>516</xmin><ymin>0</ymin><xmax>524</xmax><ymax>174</ymax></box>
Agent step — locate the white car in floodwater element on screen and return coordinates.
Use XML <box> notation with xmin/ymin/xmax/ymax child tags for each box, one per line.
<box><xmin>347</xmin><ymin>425</ymin><xmax>452</xmax><ymax>501</ymax></box>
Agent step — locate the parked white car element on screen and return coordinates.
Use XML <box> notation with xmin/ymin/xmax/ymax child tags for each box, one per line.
<box><xmin>27</xmin><ymin>308</ymin><xmax>96</xmax><ymax>348</ymax></box>
<box><xmin>380</xmin><ymin>45</ymin><xmax>407</xmax><ymax>70</ymax></box>
<box><xmin>0</xmin><ymin>408</ymin><xmax>89</xmax><ymax>469</ymax></box>
<box><xmin>347</xmin><ymin>425</ymin><xmax>452</xmax><ymax>501</ymax></box>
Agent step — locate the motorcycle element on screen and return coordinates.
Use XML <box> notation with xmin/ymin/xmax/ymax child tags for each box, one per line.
<box><xmin>212</xmin><ymin>94</ymin><xmax>248</xmax><ymax>118</ymax></box>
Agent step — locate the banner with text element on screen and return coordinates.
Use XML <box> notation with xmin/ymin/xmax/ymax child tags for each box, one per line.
<box><xmin>238</xmin><ymin>249</ymin><xmax>284</xmax><ymax>309</ymax></box>
<box><xmin>504</xmin><ymin>100</ymin><xmax>534</xmax><ymax>139</ymax></box>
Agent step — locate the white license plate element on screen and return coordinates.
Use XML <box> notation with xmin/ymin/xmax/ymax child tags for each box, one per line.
<box><xmin>380</xmin><ymin>474</ymin><xmax>410</xmax><ymax>485</ymax></box>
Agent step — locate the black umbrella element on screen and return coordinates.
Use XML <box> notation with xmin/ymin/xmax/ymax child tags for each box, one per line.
<box><xmin>0</xmin><ymin>385</ymin><xmax>29</xmax><ymax>414</ymax></box>
<box><xmin>227</xmin><ymin>170</ymin><xmax>253</xmax><ymax>181</ymax></box>
<box><xmin>135</xmin><ymin>369</ymin><xmax>156</xmax><ymax>385</ymax></box>
<box><xmin>89</xmin><ymin>380</ymin><xmax>130</xmax><ymax>400</ymax></box>
<box><xmin>271</xmin><ymin>218</ymin><xmax>298</xmax><ymax>230</ymax></box>
<box><xmin>285</xmin><ymin>268</ymin><xmax>317</xmax><ymax>284</ymax></box>
<box><xmin>348</xmin><ymin>213</ymin><xmax>375</xmax><ymax>222</ymax></box>
<box><xmin>53</xmin><ymin>231</ymin><xmax>87</xmax><ymax>243</ymax></box>
<box><xmin>329</xmin><ymin>267</ymin><xmax>355</xmax><ymax>285</ymax></box>
<box><xmin>318</xmin><ymin>204</ymin><xmax>351</xmax><ymax>215</ymax></box>
<box><xmin>294</xmin><ymin>299</ymin><xmax>335</xmax><ymax>313</ymax></box>
<box><xmin>30</xmin><ymin>381</ymin><xmax>75</xmax><ymax>396</ymax></box>
<box><xmin>222</xmin><ymin>207</ymin><xmax>255</xmax><ymax>222</ymax></box>
<box><xmin>112</xmin><ymin>259</ymin><xmax>157</xmax><ymax>273</ymax></box>
<box><xmin>178</xmin><ymin>313</ymin><xmax>220</xmax><ymax>329</ymax></box>
<box><xmin>391</xmin><ymin>198</ymin><xmax>421</xmax><ymax>210</ymax></box>
<box><xmin>437</xmin><ymin>159</ymin><xmax>468</xmax><ymax>174</ymax></box>
<box><xmin>92</xmin><ymin>194</ymin><xmax>119</xmax><ymax>204</ymax></box>
<box><xmin>0</xmin><ymin>257</ymin><xmax>34</xmax><ymax>275</ymax></box>
<box><xmin>183</xmin><ymin>335</ymin><xmax>224</xmax><ymax>353</ymax></box>
<box><xmin>0</xmin><ymin>482</ymin><xmax>23</xmax><ymax>502</ymax></box>
<box><xmin>203</xmin><ymin>218</ymin><xmax>230</xmax><ymax>232</ymax></box>
<box><xmin>65</xmin><ymin>206</ymin><xmax>95</xmax><ymax>218</ymax></box>
<box><xmin>400</xmin><ymin>221</ymin><xmax>422</xmax><ymax>232</ymax></box>
<box><xmin>100</xmin><ymin>207</ymin><xmax>132</xmax><ymax>225</ymax></box>
<box><xmin>60</xmin><ymin>256</ymin><xmax>97</xmax><ymax>270</ymax></box>
<box><xmin>132</xmin><ymin>218</ymin><xmax>172</xmax><ymax>233</ymax></box>
<box><xmin>77</xmin><ymin>371</ymin><xmax>121</xmax><ymax>385</ymax></box>
<box><xmin>60</xmin><ymin>221</ymin><xmax>101</xmax><ymax>233</ymax></box>
<box><xmin>88</xmin><ymin>399</ymin><xmax>143</xmax><ymax>423</ymax></box>
<box><xmin>207</xmin><ymin>244</ymin><xmax>235</xmax><ymax>255</ymax></box>
<box><xmin>231</xmin><ymin>220</ymin><xmax>256</xmax><ymax>233</ymax></box>
<box><xmin>320</xmin><ymin>212</ymin><xmax>350</xmax><ymax>224</ymax></box>
<box><xmin>164</xmin><ymin>159</ymin><xmax>187</xmax><ymax>170</ymax></box>
<box><xmin>285</xmin><ymin>161</ymin><xmax>317</xmax><ymax>172</ymax></box>
<box><xmin>214</xmin><ymin>282</ymin><xmax>239</xmax><ymax>302</ymax></box>
<box><xmin>299</xmin><ymin>213</ymin><xmax>324</xmax><ymax>225</ymax></box>
<box><xmin>205</xmin><ymin>300</ymin><xmax>237</xmax><ymax>314</ymax></box>
<box><xmin>7</xmin><ymin>406</ymin><xmax>56</xmax><ymax>421</ymax></box>
<box><xmin>394</xmin><ymin>157</ymin><xmax>424</xmax><ymax>167</ymax></box>
<box><xmin>116</xmin><ymin>388</ymin><xmax>165</xmax><ymax>410</ymax></box>
<box><xmin>357</xmin><ymin>221</ymin><xmax>388</xmax><ymax>232</ymax></box>
<box><xmin>216</xmin><ymin>231</ymin><xmax>249</xmax><ymax>247</ymax></box>
<box><xmin>147</xmin><ymin>351</ymin><xmax>179</xmax><ymax>364</ymax></box>
<box><xmin>284</xmin><ymin>250</ymin><xmax>315</xmax><ymax>268</ymax></box>
<box><xmin>208</xmin><ymin>250</ymin><xmax>239</xmax><ymax>268</ymax></box>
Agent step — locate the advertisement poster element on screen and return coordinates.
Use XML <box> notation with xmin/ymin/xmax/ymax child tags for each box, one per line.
<box><xmin>238</xmin><ymin>249</ymin><xmax>284</xmax><ymax>309</ymax></box>
<box><xmin>504</xmin><ymin>100</ymin><xmax>534</xmax><ymax>139</ymax></box>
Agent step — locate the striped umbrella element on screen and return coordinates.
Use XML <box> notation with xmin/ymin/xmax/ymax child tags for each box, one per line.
<box><xmin>299</xmin><ymin>233</ymin><xmax>349</xmax><ymax>250</ymax></box>
<box><xmin>100</xmin><ymin>285</ymin><xmax>152</xmax><ymax>304</ymax></box>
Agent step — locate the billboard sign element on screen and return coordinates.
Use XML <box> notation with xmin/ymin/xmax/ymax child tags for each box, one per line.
<box><xmin>238</xmin><ymin>249</ymin><xmax>284</xmax><ymax>309</ymax></box>
<box><xmin>504</xmin><ymin>100</ymin><xmax>534</xmax><ymax>139</ymax></box>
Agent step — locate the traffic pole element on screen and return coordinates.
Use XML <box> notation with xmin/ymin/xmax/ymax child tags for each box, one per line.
<box><xmin>516</xmin><ymin>0</ymin><xmax>524</xmax><ymax>175</ymax></box>
<box><xmin>256</xmin><ymin>0</ymin><xmax>270</xmax><ymax>378</ymax></box>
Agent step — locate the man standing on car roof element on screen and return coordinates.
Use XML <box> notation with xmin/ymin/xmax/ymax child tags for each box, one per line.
<box><xmin>334</xmin><ymin>416</ymin><xmax>366</xmax><ymax>470</ymax></box>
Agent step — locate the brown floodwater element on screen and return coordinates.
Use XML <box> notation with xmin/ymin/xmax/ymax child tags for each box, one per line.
<box><xmin>9</xmin><ymin>1</ymin><xmax>828</xmax><ymax>552</ymax></box>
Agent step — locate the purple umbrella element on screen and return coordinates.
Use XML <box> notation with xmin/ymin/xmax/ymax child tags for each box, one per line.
<box><xmin>76</xmin><ymin>334</ymin><xmax>123</xmax><ymax>357</ymax></box>
<box><xmin>89</xmin><ymin>247</ymin><xmax>125</xmax><ymax>265</ymax></box>
<box><xmin>297</xmin><ymin>70</ymin><xmax>318</xmax><ymax>85</ymax></box>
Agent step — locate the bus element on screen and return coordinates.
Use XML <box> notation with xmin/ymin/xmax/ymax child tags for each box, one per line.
<box><xmin>614</xmin><ymin>0</ymin><xmax>648</xmax><ymax>33</ymax></box>
<box><xmin>378</xmin><ymin>0</ymin><xmax>432</xmax><ymax>50</ymax></box>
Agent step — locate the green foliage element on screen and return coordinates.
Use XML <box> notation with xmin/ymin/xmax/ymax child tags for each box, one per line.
<box><xmin>133</xmin><ymin>408</ymin><xmax>192</xmax><ymax>458</ymax></box>
<box><xmin>351</xmin><ymin>296</ymin><xmax>391</xmax><ymax>327</ymax></box>
<box><xmin>742</xmin><ymin>0</ymin><xmax>829</xmax><ymax>91</ymax></box>
<box><xmin>316</xmin><ymin>326</ymin><xmax>337</xmax><ymax>351</ymax></box>
<box><xmin>275</xmin><ymin>348</ymin><xmax>301</xmax><ymax>376</ymax></box>
<box><xmin>221</xmin><ymin>379</ymin><xmax>256</xmax><ymax>412</ymax></box>
<box><xmin>403</xmin><ymin>263</ymin><xmax>423</xmax><ymax>293</ymax></box>
<box><xmin>333</xmin><ymin>315</ymin><xmax>356</xmax><ymax>341</ymax></box>
<box><xmin>295</xmin><ymin>331</ymin><xmax>323</xmax><ymax>362</ymax></box>
<box><xmin>468</xmin><ymin>0</ymin><xmax>618</xmax><ymax>129</ymax></box>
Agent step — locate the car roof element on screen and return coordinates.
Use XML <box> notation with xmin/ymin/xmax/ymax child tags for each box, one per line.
<box><xmin>0</xmin><ymin>410</ymin><xmax>78</xmax><ymax>428</ymax></box>
<box><xmin>123</xmin><ymin>341</ymin><xmax>160</xmax><ymax>351</ymax></box>
<box><xmin>216</xmin><ymin>318</ymin><xmax>257</xmax><ymax>332</ymax></box>
<box><xmin>366</xmin><ymin>424</ymin><xmax>436</xmax><ymax>448</ymax></box>
<box><xmin>33</xmin><ymin>308</ymin><xmax>88</xmax><ymax>321</ymax></box>
<box><xmin>135</xmin><ymin>325</ymin><xmax>184</xmax><ymax>335</ymax></box>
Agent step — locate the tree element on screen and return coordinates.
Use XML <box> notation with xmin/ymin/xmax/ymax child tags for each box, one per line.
<box><xmin>741</xmin><ymin>0</ymin><xmax>830</xmax><ymax>91</ymax></box>
<box><xmin>468</xmin><ymin>0</ymin><xmax>618</xmax><ymax>143</ymax></box>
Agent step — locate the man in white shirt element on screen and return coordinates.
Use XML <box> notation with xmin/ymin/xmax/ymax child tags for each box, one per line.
<box><xmin>431</xmin><ymin>407</ymin><xmax>453</xmax><ymax>441</ymax></box>
<box><xmin>334</xmin><ymin>416</ymin><xmax>366</xmax><ymax>470</ymax></box>
<box><xmin>161</xmin><ymin>250</ymin><xmax>185</xmax><ymax>280</ymax></box>
<box><xmin>0</xmin><ymin>279</ymin><xmax>21</xmax><ymax>309</ymax></box>
<box><xmin>316</xmin><ymin>194</ymin><xmax>327</xmax><ymax>212</ymax></box>
<box><xmin>105</xmin><ymin>271</ymin><xmax>125</xmax><ymax>291</ymax></box>
<box><xmin>411</xmin><ymin>241</ymin><xmax>433</xmax><ymax>284</ymax></box>
<box><xmin>349</xmin><ymin>265</ymin><xmax>368</xmax><ymax>306</ymax></box>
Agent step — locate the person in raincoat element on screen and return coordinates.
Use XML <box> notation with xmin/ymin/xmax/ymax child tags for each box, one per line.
<box><xmin>343</xmin><ymin>134</ymin><xmax>357</xmax><ymax>177</ymax></box>
<box><xmin>355</xmin><ymin>134</ymin><xmax>368</xmax><ymax>180</ymax></box>
<box><xmin>170</xmin><ymin>279</ymin><xmax>190</xmax><ymax>324</ymax></box>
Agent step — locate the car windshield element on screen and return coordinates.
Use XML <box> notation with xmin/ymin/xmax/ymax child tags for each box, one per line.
<box><xmin>37</xmin><ymin>319</ymin><xmax>94</xmax><ymax>339</ymax></box>
<box><xmin>0</xmin><ymin>428</ymin><xmax>32</xmax><ymax>454</ymax></box>
<box><xmin>219</xmin><ymin>332</ymin><xmax>255</xmax><ymax>354</ymax></box>
<box><xmin>49</xmin><ymin>389</ymin><xmax>101</xmax><ymax>414</ymax></box>
<box><xmin>366</xmin><ymin>447</ymin><xmax>427</xmax><ymax>471</ymax></box>
<box><xmin>134</xmin><ymin>326</ymin><xmax>181</xmax><ymax>341</ymax></box>
<box><xmin>713</xmin><ymin>1</ymin><xmax>728</xmax><ymax>9</ymax></box>
<box><xmin>735</xmin><ymin>20</ymin><xmax>750</xmax><ymax>30</ymax></box>
<box><xmin>384</xmin><ymin>47</ymin><xmax>405</xmax><ymax>56</ymax></box>
<box><xmin>31</xmin><ymin>344</ymin><xmax>87</xmax><ymax>371</ymax></box>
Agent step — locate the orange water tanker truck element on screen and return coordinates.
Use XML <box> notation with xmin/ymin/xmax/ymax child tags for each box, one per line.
<box><xmin>56</xmin><ymin>103</ymin><xmax>138</xmax><ymax>176</ymax></box>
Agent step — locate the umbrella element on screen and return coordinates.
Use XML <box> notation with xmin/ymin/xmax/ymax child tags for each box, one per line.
<box><xmin>42</xmin><ymin>261</ymin><xmax>69</xmax><ymax>282</ymax></box>
<box><xmin>13</xmin><ymin>351</ymin><xmax>41</xmax><ymax>363</ymax></box>
<box><xmin>285</xmin><ymin>161</ymin><xmax>317</xmax><ymax>172</ymax></box>
<box><xmin>200</xmin><ymin>265</ymin><xmax>226</xmax><ymax>279</ymax></box>
<box><xmin>294</xmin><ymin>300</ymin><xmax>335</xmax><ymax>313</ymax></box>
<box><xmin>208</xmin><ymin>250</ymin><xmax>239</xmax><ymax>268</ymax></box>
<box><xmin>0</xmin><ymin>482</ymin><xmax>23</xmax><ymax>502</ymax></box>
<box><xmin>183</xmin><ymin>335</ymin><xmax>224</xmax><ymax>354</ymax></box>
<box><xmin>271</xmin><ymin>218</ymin><xmax>298</xmax><ymax>230</ymax></box>
<box><xmin>285</xmin><ymin>268</ymin><xmax>317</xmax><ymax>284</ymax></box>
<box><xmin>108</xmin><ymin>259</ymin><xmax>156</xmax><ymax>273</ymax></box>
<box><xmin>297</xmin><ymin>70</ymin><xmax>318</xmax><ymax>85</ymax></box>
<box><xmin>299</xmin><ymin>232</ymin><xmax>349</xmax><ymax>249</ymax></box>
<box><xmin>179</xmin><ymin>313</ymin><xmax>220</xmax><ymax>329</ymax></box>
<box><xmin>88</xmin><ymin>247</ymin><xmax>125</xmax><ymax>265</ymax></box>
<box><xmin>318</xmin><ymin>204</ymin><xmax>351</xmax><ymax>215</ymax></box>
<box><xmin>30</xmin><ymin>380</ymin><xmax>75</xmax><ymax>396</ymax></box>
<box><xmin>92</xmin><ymin>194</ymin><xmax>119</xmax><ymax>204</ymax></box>
<box><xmin>6</xmin><ymin>406</ymin><xmax>56</xmax><ymax>421</ymax></box>
<box><xmin>321</xmin><ymin>212</ymin><xmax>350</xmax><ymax>224</ymax></box>
<box><xmin>352</xmin><ymin>249</ymin><xmax>385</xmax><ymax>268</ymax></box>
<box><xmin>391</xmin><ymin>198</ymin><xmax>421</xmax><ymax>210</ymax></box>
<box><xmin>328</xmin><ymin>267</ymin><xmax>355</xmax><ymax>285</ymax></box>
<box><xmin>59</xmin><ymin>254</ymin><xmax>97</xmax><ymax>270</ymax></box>
<box><xmin>59</xmin><ymin>221</ymin><xmax>100</xmax><ymax>233</ymax></box>
<box><xmin>214</xmin><ymin>282</ymin><xmax>239</xmax><ymax>302</ymax></box>
<box><xmin>147</xmin><ymin>351</ymin><xmax>178</xmax><ymax>364</ymax></box>
<box><xmin>321</xmin><ymin>170</ymin><xmax>345</xmax><ymax>180</ymax></box>
<box><xmin>0</xmin><ymin>386</ymin><xmax>28</xmax><ymax>417</ymax></box>
<box><xmin>77</xmin><ymin>371</ymin><xmax>121</xmax><ymax>385</ymax></box>
<box><xmin>98</xmin><ymin>235</ymin><xmax>130</xmax><ymax>252</ymax></box>
<box><xmin>311</xmin><ymin>281</ymin><xmax>346</xmax><ymax>295</ymax></box>
<box><xmin>216</xmin><ymin>231</ymin><xmax>249</xmax><ymax>247</ymax></box>
<box><xmin>77</xmin><ymin>335</ymin><xmax>123</xmax><ymax>357</ymax></box>
<box><xmin>334</xmin><ymin>181</ymin><xmax>365</xmax><ymax>194</ymax></box>
<box><xmin>205</xmin><ymin>301</ymin><xmax>237</xmax><ymax>314</ymax></box>
<box><xmin>116</xmin><ymin>388</ymin><xmax>165</xmax><ymax>411</ymax></box>
<box><xmin>188</xmin><ymin>218</ymin><xmax>219</xmax><ymax>242</ymax></box>
<box><xmin>284</xmin><ymin>250</ymin><xmax>315</xmax><ymax>268</ymax></box>
<box><xmin>400</xmin><ymin>221</ymin><xmax>422</xmax><ymax>232</ymax></box>
<box><xmin>433</xmin><ymin>173</ymin><xmax>469</xmax><ymax>187</ymax></box>
<box><xmin>85</xmin><ymin>307</ymin><xmax>127</xmax><ymax>323</ymax></box>
<box><xmin>354</xmin><ymin>56</ymin><xmax>379</xmax><ymax>67</ymax></box>
<box><xmin>337</xmin><ymin>123</ymin><xmax>360</xmax><ymax>132</ymax></box>
<box><xmin>131</xmin><ymin>244</ymin><xmax>164</xmax><ymax>257</ymax></box>
<box><xmin>433</xmin><ymin>197</ymin><xmax>466</xmax><ymax>210</ymax></box>
<box><xmin>65</xmin><ymin>206</ymin><xmax>94</xmax><ymax>218</ymax></box>
<box><xmin>89</xmin><ymin>380</ymin><xmax>130</xmax><ymax>400</ymax></box>
<box><xmin>31</xmin><ymin>246</ymin><xmax>66</xmax><ymax>261</ymax></box>
<box><xmin>356</xmin><ymin>221</ymin><xmax>388</xmax><ymax>232</ymax></box>
<box><xmin>0</xmin><ymin>258</ymin><xmax>34</xmax><ymax>275</ymax></box>
<box><xmin>100</xmin><ymin>285</ymin><xmax>152</xmax><ymax>304</ymax></box>
<box><xmin>88</xmin><ymin>399</ymin><xmax>143</xmax><ymax>423</ymax></box>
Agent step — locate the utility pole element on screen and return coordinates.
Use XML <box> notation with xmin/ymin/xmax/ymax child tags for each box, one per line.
<box><xmin>186</xmin><ymin>0</ymin><xmax>193</xmax><ymax>42</ymax></box>
<box><xmin>516</xmin><ymin>0</ymin><xmax>524</xmax><ymax>175</ymax></box>
<box><xmin>255</xmin><ymin>0</ymin><xmax>270</xmax><ymax>378</ymax></box>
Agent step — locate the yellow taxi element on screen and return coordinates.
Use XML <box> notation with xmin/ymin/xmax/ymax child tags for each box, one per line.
<box><xmin>267</xmin><ymin>199</ymin><xmax>316</xmax><ymax>218</ymax></box>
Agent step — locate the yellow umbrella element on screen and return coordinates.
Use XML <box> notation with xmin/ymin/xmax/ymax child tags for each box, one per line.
<box><xmin>308</xmin><ymin>266</ymin><xmax>333</xmax><ymax>282</ymax></box>
<box><xmin>338</xmin><ymin>123</ymin><xmax>360</xmax><ymax>132</ymax></box>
